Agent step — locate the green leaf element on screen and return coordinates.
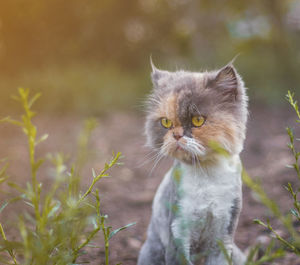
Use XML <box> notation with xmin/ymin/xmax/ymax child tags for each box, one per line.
<box><xmin>0</xmin><ymin>117</ymin><xmax>23</xmax><ymax>127</ymax></box>
<box><xmin>36</xmin><ymin>134</ymin><xmax>48</xmax><ymax>145</ymax></box>
<box><xmin>0</xmin><ymin>202</ymin><xmax>8</xmax><ymax>214</ymax></box>
<box><xmin>92</xmin><ymin>168</ymin><xmax>96</xmax><ymax>179</ymax></box>
<box><xmin>24</xmin><ymin>201</ymin><xmax>34</xmax><ymax>208</ymax></box>
<box><xmin>0</xmin><ymin>239</ymin><xmax>23</xmax><ymax>251</ymax></box>
<box><xmin>85</xmin><ymin>244</ymin><xmax>100</xmax><ymax>248</ymax></box>
<box><xmin>217</xmin><ymin>240</ymin><xmax>233</xmax><ymax>265</ymax></box>
<box><xmin>245</xmin><ymin>244</ymin><xmax>260</xmax><ymax>263</ymax></box>
<box><xmin>7</xmin><ymin>182</ymin><xmax>27</xmax><ymax>194</ymax></box>
<box><xmin>208</xmin><ymin>140</ymin><xmax>230</xmax><ymax>157</ymax></box>
<box><xmin>33</xmin><ymin>159</ymin><xmax>45</xmax><ymax>172</ymax></box>
<box><xmin>253</xmin><ymin>219</ymin><xmax>265</xmax><ymax>226</ymax></box>
<box><xmin>290</xmin><ymin>209</ymin><xmax>300</xmax><ymax>219</ymax></box>
<box><xmin>47</xmin><ymin>201</ymin><xmax>61</xmax><ymax>218</ymax></box>
<box><xmin>108</xmin><ymin>222</ymin><xmax>136</xmax><ymax>240</ymax></box>
<box><xmin>28</xmin><ymin>92</ymin><xmax>41</xmax><ymax>108</ymax></box>
<box><xmin>0</xmin><ymin>197</ymin><xmax>22</xmax><ymax>215</ymax></box>
<box><xmin>0</xmin><ymin>162</ymin><xmax>9</xmax><ymax>184</ymax></box>
<box><xmin>0</xmin><ymin>176</ymin><xmax>9</xmax><ymax>185</ymax></box>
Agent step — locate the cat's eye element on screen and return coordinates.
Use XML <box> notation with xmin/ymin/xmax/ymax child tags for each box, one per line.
<box><xmin>160</xmin><ymin>118</ymin><xmax>173</xmax><ymax>129</ymax></box>
<box><xmin>191</xmin><ymin>116</ymin><xmax>206</xmax><ymax>127</ymax></box>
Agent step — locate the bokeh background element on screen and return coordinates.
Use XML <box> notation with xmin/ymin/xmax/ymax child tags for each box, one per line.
<box><xmin>0</xmin><ymin>0</ymin><xmax>300</xmax><ymax>115</ymax></box>
<box><xmin>1</xmin><ymin>1</ymin><xmax>300</xmax><ymax>264</ymax></box>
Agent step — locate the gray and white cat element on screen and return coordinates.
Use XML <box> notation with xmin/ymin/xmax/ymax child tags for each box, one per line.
<box><xmin>137</xmin><ymin>61</ymin><xmax>248</xmax><ymax>265</ymax></box>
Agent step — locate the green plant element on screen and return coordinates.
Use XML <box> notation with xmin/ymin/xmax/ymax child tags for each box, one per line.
<box><xmin>237</xmin><ymin>91</ymin><xmax>300</xmax><ymax>264</ymax></box>
<box><xmin>216</xmin><ymin>91</ymin><xmax>300</xmax><ymax>264</ymax></box>
<box><xmin>0</xmin><ymin>88</ymin><xmax>134</xmax><ymax>265</ymax></box>
<box><xmin>217</xmin><ymin>237</ymin><xmax>284</xmax><ymax>265</ymax></box>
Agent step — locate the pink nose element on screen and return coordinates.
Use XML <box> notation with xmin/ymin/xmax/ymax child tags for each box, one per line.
<box><xmin>173</xmin><ymin>132</ymin><xmax>183</xmax><ymax>141</ymax></box>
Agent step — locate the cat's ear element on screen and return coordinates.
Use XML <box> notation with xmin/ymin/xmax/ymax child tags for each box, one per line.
<box><xmin>215</xmin><ymin>65</ymin><xmax>238</xmax><ymax>91</ymax></box>
<box><xmin>209</xmin><ymin>64</ymin><xmax>239</xmax><ymax>100</ymax></box>
<box><xmin>150</xmin><ymin>58</ymin><xmax>169</xmax><ymax>87</ymax></box>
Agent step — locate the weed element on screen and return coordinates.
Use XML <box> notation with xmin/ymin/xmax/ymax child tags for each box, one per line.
<box><xmin>0</xmin><ymin>88</ymin><xmax>134</xmax><ymax>265</ymax></box>
<box><xmin>218</xmin><ymin>91</ymin><xmax>300</xmax><ymax>264</ymax></box>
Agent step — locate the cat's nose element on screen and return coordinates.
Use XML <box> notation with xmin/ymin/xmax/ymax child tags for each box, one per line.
<box><xmin>173</xmin><ymin>132</ymin><xmax>183</xmax><ymax>141</ymax></box>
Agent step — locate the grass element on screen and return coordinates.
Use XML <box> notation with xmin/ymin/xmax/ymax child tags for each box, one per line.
<box><xmin>218</xmin><ymin>90</ymin><xmax>300</xmax><ymax>264</ymax></box>
<box><xmin>0</xmin><ymin>88</ymin><xmax>134</xmax><ymax>265</ymax></box>
<box><xmin>245</xmin><ymin>91</ymin><xmax>300</xmax><ymax>255</ymax></box>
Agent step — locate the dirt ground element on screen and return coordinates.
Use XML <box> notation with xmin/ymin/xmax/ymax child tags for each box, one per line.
<box><xmin>0</xmin><ymin>101</ymin><xmax>300</xmax><ymax>265</ymax></box>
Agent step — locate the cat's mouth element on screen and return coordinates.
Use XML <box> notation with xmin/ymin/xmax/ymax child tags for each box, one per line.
<box><xmin>175</xmin><ymin>145</ymin><xmax>183</xmax><ymax>151</ymax></box>
<box><xmin>165</xmin><ymin>139</ymin><xmax>207</xmax><ymax>163</ymax></box>
<box><xmin>172</xmin><ymin>143</ymin><xmax>191</xmax><ymax>157</ymax></box>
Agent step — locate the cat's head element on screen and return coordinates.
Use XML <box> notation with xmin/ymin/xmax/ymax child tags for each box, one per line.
<box><xmin>145</xmin><ymin>62</ymin><xmax>248</xmax><ymax>164</ymax></box>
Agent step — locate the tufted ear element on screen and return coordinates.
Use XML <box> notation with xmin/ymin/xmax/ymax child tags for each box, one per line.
<box><xmin>211</xmin><ymin>64</ymin><xmax>239</xmax><ymax>100</ymax></box>
<box><xmin>150</xmin><ymin>57</ymin><xmax>169</xmax><ymax>88</ymax></box>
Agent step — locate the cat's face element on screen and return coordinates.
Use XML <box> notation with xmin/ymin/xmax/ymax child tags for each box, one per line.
<box><xmin>145</xmin><ymin>63</ymin><xmax>248</xmax><ymax>165</ymax></box>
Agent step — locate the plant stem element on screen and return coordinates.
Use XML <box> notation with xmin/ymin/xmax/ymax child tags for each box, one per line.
<box><xmin>0</xmin><ymin>223</ymin><xmax>19</xmax><ymax>264</ymax></box>
<box><xmin>77</xmin><ymin>152</ymin><xmax>121</xmax><ymax>205</ymax></box>
<box><xmin>259</xmin><ymin>220</ymin><xmax>300</xmax><ymax>254</ymax></box>
<box><xmin>72</xmin><ymin>226</ymin><xmax>101</xmax><ymax>263</ymax></box>
<box><xmin>101</xmin><ymin>220</ymin><xmax>110</xmax><ymax>265</ymax></box>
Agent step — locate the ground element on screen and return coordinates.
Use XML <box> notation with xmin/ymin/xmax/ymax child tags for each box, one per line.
<box><xmin>0</xmin><ymin>101</ymin><xmax>300</xmax><ymax>265</ymax></box>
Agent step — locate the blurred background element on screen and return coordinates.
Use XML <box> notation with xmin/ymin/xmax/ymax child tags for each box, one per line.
<box><xmin>0</xmin><ymin>0</ymin><xmax>299</xmax><ymax>115</ymax></box>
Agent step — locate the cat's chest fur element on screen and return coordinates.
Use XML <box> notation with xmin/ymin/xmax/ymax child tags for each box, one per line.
<box><xmin>153</xmin><ymin>155</ymin><xmax>243</xmax><ymax>251</ymax></box>
<box><xmin>175</xmin><ymin>156</ymin><xmax>242</xmax><ymax>221</ymax></box>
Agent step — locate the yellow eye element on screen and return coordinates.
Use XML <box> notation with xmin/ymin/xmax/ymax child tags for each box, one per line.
<box><xmin>161</xmin><ymin>118</ymin><xmax>173</xmax><ymax>129</ymax></box>
<box><xmin>192</xmin><ymin>116</ymin><xmax>206</xmax><ymax>127</ymax></box>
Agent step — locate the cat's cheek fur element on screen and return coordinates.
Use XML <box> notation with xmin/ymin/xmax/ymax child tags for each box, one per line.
<box><xmin>145</xmin><ymin>116</ymin><xmax>168</xmax><ymax>150</ymax></box>
<box><xmin>192</xmin><ymin>114</ymin><xmax>240</xmax><ymax>156</ymax></box>
<box><xmin>162</xmin><ymin>130</ymin><xmax>175</xmax><ymax>153</ymax></box>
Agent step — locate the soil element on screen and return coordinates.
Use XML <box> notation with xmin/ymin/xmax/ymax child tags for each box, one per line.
<box><xmin>0</xmin><ymin>101</ymin><xmax>300</xmax><ymax>265</ymax></box>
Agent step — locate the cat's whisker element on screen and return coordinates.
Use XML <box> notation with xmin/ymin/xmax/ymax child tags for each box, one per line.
<box><xmin>141</xmin><ymin>149</ymin><xmax>161</xmax><ymax>160</ymax></box>
<box><xmin>136</xmin><ymin>150</ymin><xmax>161</xmax><ymax>168</ymax></box>
<box><xmin>138</xmin><ymin>143</ymin><xmax>170</xmax><ymax>169</ymax></box>
<box><xmin>144</xmin><ymin>95</ymin><xmax>164</xmax><ymax>113</ymax></box>
<box><xmin>191</xmin><ymin>154</ymin><xmax>196</xmax><ymax>169</ymax></box>
<box><xmin>147</xmin><ymin>141</ymin><xmax>175</xmax><ymax>175</ymax></box>
<box><xmin>148</xmin><ymin>150</ymin><xmax>165</xmax><ymax>176</ymax></box>
<box><xmin>188</xmin><ymin>140</ymin><xmax>206</xmax><ymax>157</ymax></box>
<box><xmin>195</xmin><ymin>155</ymin><xmax>201</xmax><ymax>169</ymax></box>
<box><xmin>184</xmin><ymin>143</ymin><xmax>204</xmax><ymax>159</ymax></box>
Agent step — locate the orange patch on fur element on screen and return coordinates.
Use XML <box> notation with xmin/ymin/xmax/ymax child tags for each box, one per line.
<box><xmin>158</xmin><ymin>94</ymin><xmax>181</xmax><ymax>126</ymax></box>
<box><xmin>192</xmin><ymin>113</ymin><xmax>237</xmax><ymax>154</ymax></box>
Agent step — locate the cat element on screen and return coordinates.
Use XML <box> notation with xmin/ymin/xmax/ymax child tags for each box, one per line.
<box><xmin>137</xmin><ymin>60</ymin><xmax>248</xmax><ymax>265</ymax></box>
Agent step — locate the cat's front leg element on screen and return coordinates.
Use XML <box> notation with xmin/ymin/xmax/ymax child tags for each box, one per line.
<box><xmin>137</xmin><ymin>221</ymin><xmax>165</xmax><ymax>265</ymax></box>
<box><xmin>137</xmin><ymin>235</ymin><xmax>165</xmax><ymax>265</ymax></box>
<box><xmin>205</xmin><ymin>251</ymin><xmax>228</xmax><ymax>265</ymax></box>
<box><xmin>204</xmin><ymin>243</ymin><xmax>245</xmax><ymax>265</ymax></box>
<box><xmin>165</xmin><ymin>240</ymin><xmax>182</xmax><ymax>265</ymax></box>
<box><xmin>168</xmin><ymin>218</ymin><xmax>194</xmax><ymax>265</ymax></box>
<box><xmin>165</xmin><ymin>226</ymin><xmax>193</xmax><ymax>265</ymax></box>
<box><xmin>232</xmin><ymin>244</ymin><xmax>246</xmax><ymax>265</ymax></box>
<box><xmin>165</xmin><ymin>234</ymin><xmax>193</xmax><ymax>265</ymax></box>
<box><xmin>204</xmin><ymin>241</ymin><xmax>233</xmax><ymax>265</ymax></box>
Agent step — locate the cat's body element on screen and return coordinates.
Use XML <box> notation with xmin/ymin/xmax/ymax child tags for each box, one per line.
<box><xmin>138</xmin><ymin>62</ymin><xmax>248</xmax><ymax>265</ymax></box>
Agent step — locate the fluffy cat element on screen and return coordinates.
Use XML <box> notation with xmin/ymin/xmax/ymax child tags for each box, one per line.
<box><xmin>137</xmin><ymin>61</ymin><xmax>248</xmax><ymax>265</ymax></box>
